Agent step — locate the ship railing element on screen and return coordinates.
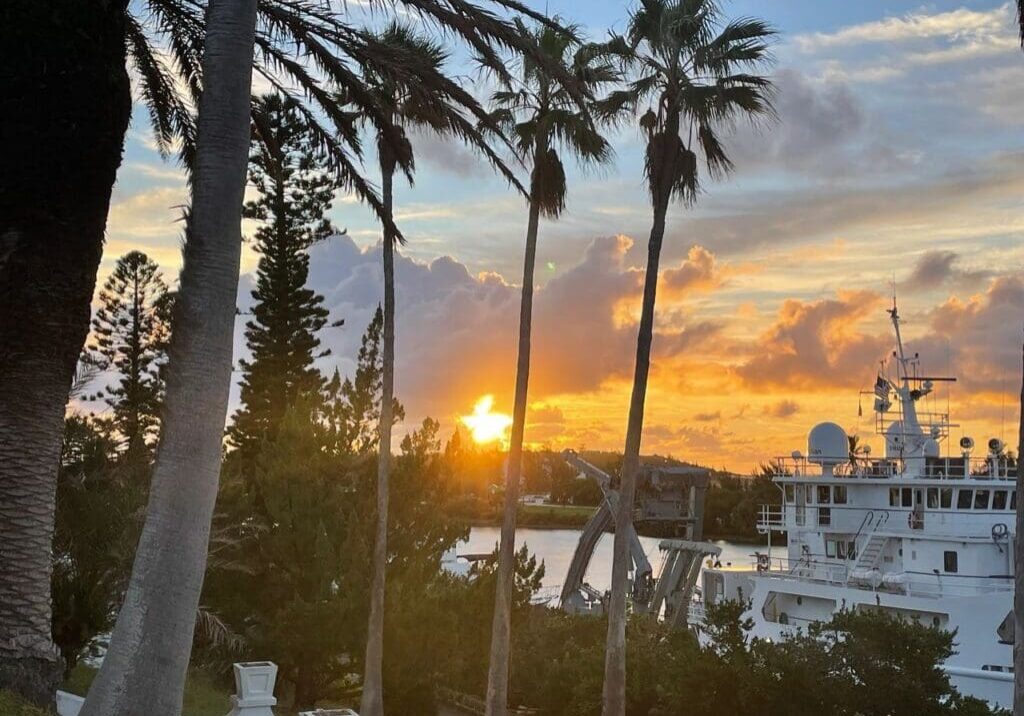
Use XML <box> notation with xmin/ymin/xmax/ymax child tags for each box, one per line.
<box><xmin>753</xmin><ymin>556</ymin><xmax>848</xmax><ymax>586</ymax></box>
<box><xmin>756</xmin><ymin>504</ymin><xmax>784</xmax><ymax>532</ymax></box>
<box><xmin>768</xmin><ymin>455</ymin><xmax>1018</xmax><ymax>481</ymax></box>
<box><xmin>901</xmin><ymin>574</ymin><xmax>1013</xmax><ymax>598</ymax></box>
<box><xmin>768</xmin><ymin>503</ymin><xmax>1015</xmax><ymax>539</ymax></box>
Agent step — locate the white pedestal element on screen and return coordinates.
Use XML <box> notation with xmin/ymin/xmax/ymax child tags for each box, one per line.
<box><xmin>55</xmin><ymin>690</ymin><xmax>85</xmax><ymax>716</ymax></box>
<box><xmin>226</xmin><ymin>661</ymin><xmax>278</xmax><ymax>716</ymax></box>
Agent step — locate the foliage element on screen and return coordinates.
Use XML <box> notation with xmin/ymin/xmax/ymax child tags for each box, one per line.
<box><xmin>126</xmin><ymin>0</ymin><xmax>579</xmax><ymax>228</ymax></box>
<box><xmin>205</xmin><ymin>314</ymin><xmax>453</xmax><ymax>710</ymax></box>
<box><xmin>703</xmin><ymin>468</ymin><xmax>780</xmax><ymax>540</ymax></box>
<box><xmin>321</xmin><ymin>307</ymin><xmax>404</xmax><ymax>458</ymax></box>
<box><xmin>0</xmin><ymin>690</ymin><xmax>49</xmax><ymax>716</ymax></box>
<box><xmin>487</xmin><ymin>18</ymin><xmax>622</xmax><ymax>216</ymax></box>
<box><xmin>227</xmin><ymin>95</ymin><xmax>338</xmax><ymax>460</ymax></box>
<box><xmin>87</xmin><ymin>250</ymin><xmax>172</xmax><ymax>453</ymax></box>
<box><xmin>428</xmin><ymin>600</ymin><xmax>999</xmax><ymax>716</ymax></box>
<box><xmin>604</xmin><ymin>0</ymin><xmax>776</xmax><ymax>209</ymax></box>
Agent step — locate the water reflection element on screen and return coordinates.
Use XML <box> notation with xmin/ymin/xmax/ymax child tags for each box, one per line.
<box><xmin>447</xmin><ymin>527</ymin><xmax>757</xmax><ymax>595</ymax></box>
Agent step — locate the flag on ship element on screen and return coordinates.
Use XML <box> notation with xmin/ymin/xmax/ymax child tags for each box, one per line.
<box><xmin>873</xmin><ymin>375</ymin><xmax>889</xmax><ymax>398</ymax></box>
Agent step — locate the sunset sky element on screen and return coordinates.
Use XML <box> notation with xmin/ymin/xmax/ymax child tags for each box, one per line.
<box><xmin>97</xmin><ymin>0</ymin><xmax>1023</xmax><ymax>472</ymax></box>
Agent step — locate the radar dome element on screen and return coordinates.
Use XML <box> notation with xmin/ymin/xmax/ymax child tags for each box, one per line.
<box><xmin>808</xmin><ymin>423</ymin><xmax>849</xmax><ymax>466</ymax></box>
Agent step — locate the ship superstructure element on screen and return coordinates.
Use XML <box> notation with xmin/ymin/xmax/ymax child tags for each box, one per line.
<box><xmin>693</xmin><ymin>303</ymin><xmax>1019</xmax><ymax>708</ymax></box>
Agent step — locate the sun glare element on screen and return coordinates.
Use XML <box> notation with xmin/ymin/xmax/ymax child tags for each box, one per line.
<box><xmin>461</xmin><ymin>395</ymin><xmax>512</xmax><ymax>445</ymax></box>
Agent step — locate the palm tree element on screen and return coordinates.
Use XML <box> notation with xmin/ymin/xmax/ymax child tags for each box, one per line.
<box><xmin>78</xmin><ymin>0</ymin><xmax>259</xmax><ymax>713</ymax></box>
<box><xmin>0</xmin><ymin>3</ymin><xmax>131</xmax><ymax>704</ymax></box>
<box><xmin>482</xmin><ymin>23</ymin><xmax>620</xmax><ymax>716</ymax></box>
<box><xmin>0</xmin><ymin>1</ymin><xmax>579</xmax><ymax>702</ymax></box>
<box><xmin>599</xmin><ymin>3</ymin><xmax>774</xmax><ymax>714</ymax></box>
<box><xmin>353</xmin><ymin>23</ymin><xmax>526</xmax><ymax>716</ymax></box>
<box><xmin>354</xmin><ymin>23</ymin><xmax>578</xmax><ymax>714</ymax></box>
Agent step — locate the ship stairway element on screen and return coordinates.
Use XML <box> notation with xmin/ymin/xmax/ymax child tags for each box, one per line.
<box><xmin>847</xmin><ymin>512</ymin><xmax>891</xmax><ymax>586</ymax></box>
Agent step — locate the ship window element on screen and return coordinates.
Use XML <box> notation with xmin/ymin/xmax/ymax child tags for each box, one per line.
<box><xmin>784</xmin><ymin>484</ymin><xmax>795</xmax><ymax>503</ymax></box>
<box><xmin>993</xmin><ymin>490</ymin><xmax>1008</xmax><ymax>510</ymax></box>
<box><xmin>974</xmin><ymin>490</ymin><xmax>990</xmax><ymax>510</ymax></box>
<box><xmin>940</xmin><ymin>488</ymin><xmax>953</xmax><ymax>509</ymax></box>
<box><xmin>837</xmin><ymin>541</ymin><xmax>847</xmax><ymax>559</ymax></box>
<box><xmin>943</xmin><ymin>550</ymin><xmax>958</xmax><ymax>573</ymax></box>
<box><xmin>957</xmin><ymin>489</ymin><xmax>973</xmax><ymax>510</ymax></box>
<box><xmin>889</xmin><ymin>488</ymin><xmax>899</xmax><ymax>507</ymax></box>
<box><xmin>818</xmin><ymin>507</ymin><xmax>831</xmax><ymax>526</ymax></box>
<box><xmin>926</xmin><ymin>488</ymin><xmax>939</xmax><ymax>509</ymax></box>
<box><xmin>901</xmin><ymin>488</ymin><xmax>912</xmax><ymax>507</ymax></box>
<box><xmin>834</xmin><ymin>486</ymin><xmax>847</xmax><ymax>504</ymax></box>
<box><xmin>817</xmin><ymin>486</ymin><xmax>831</xmax><ymax>504</ymax></box>
<box><xmin>1012</xmin><ymin>491</ymin><xmax>1017</xmax><ymax>510</ymax></box>
<box><xmin>826</xmin><ymin>540</ymin><xmax>837</xmax><ymax>558</ymax></box>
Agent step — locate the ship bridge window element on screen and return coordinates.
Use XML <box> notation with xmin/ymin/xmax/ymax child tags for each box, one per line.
<box><xmin>889</xmin><ymin>488</ymin><xmax>899</xmax><ymax>507</ymax></box>
<box><xmin>940</xmin><ymin>488</ymin><xmax>953</xmax><ymax>509</ymax></box>
<box><xmin>957</xmin><ymin>489</ymin><xmax>973</xmax><ymax>510</ymax></box>
<box><xmin>974</xmin><ymin>490</ymin><xmax>990</xmax><ymax>510</ymax></box>
<box><xmin>993</xmin><ymin>490</ymin><xmax>1008</xmax><ymax>510</ymax></box>
<box><xmin>834</xmin><ymin>486</ymin><xmax>847</xmax><ymax>504</ymax></box>
<box><xmin>926</xmin><ymin>488</ymin><xmax>939</xmax><ymax>509</ymax></box>
<box><xmin>817</xmin><ymin>486</ymin><xmax>831</xmax><ymax>504</ymax></box>
<box><xmin>943</xmin><ymin>550</ymin><xmax>958</xmax><ymax>573</ymax></box>
<box><xmin>901</xmin><ymin>488</ymin><xmax>912</xmax><ymax>508</ymax></box>
<box><xmin>1012</xmin><ymin>491</ymin><xmax>1017</xmax><ymax>510</ymax></box>
<box><xmin>784</xmin><ymin>484</ymin><xmax>795</xmax><ymax>503</ymax></box>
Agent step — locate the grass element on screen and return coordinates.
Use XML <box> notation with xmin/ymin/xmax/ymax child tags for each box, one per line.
<box><xmin>62</xmin><ymin>664</ymin><xmax>230</xmax><ymax>716</ymax></box>
<box><xmin>0</xmin><ymin>691</ymin><xmax>50</xmax><ymax>716</ymax></box>
<box><xmin>519</xmin><ymin>503</ymin><xmax>595</xmax><ymax>527</ymax></box>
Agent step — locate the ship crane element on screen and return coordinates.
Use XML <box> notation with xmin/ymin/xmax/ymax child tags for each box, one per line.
<box><xmin>559</xmin><ymin>450</ymin><xmax>719</xmax><ymax>629</ymax></box>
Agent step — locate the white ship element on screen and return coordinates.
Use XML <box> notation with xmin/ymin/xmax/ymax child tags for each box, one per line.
<box><xmin>692</xmin><ymin>302</ymin><xmax>1018</xmax><ymax>708</ymax></box>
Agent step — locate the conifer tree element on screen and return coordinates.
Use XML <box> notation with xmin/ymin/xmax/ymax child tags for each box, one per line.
<box><xmin>228</xmin><ymin>94</ymin><xmax>341</xmax><ymax>458</ymax></box>
<box><xmin>89</xmin><ymin>250</ymin><xmax>171</xmax><ymax>454</ymax></box>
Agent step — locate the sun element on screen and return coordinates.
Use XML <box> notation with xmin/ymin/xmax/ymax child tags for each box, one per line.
<box><xmin>461</xmin><ymin>395</ymin><xmax>513</xmax><ymax>445</ymax></box>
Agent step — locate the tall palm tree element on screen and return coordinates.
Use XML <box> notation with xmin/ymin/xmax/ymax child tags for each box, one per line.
<box><xmin>0</xmin><ymin>3</ymin><xmax>131</xmax><ymax>704</ymax></box>
<box><xmin>482</xmin><ymin>23</ymin><xmax>620</xmax><ymax>716</ymax></box>
<box><xmin>0</xmin><ymin>1</ymin><xmax>578</xmax><ymax>702</ymax></box>
<box><xmin>353</xmin><ymin>23</ymin><xmax>526</xmax><ymax>716</ymax></box>
<box><xmin>78</xmin><ymin>0</ymin><xmax>260</xmax><ymax>713</ymax></box>
<box><xmin>599</xmin><ymin>3</ymin><xmax>774</xmax><ymax>714</ymax></box>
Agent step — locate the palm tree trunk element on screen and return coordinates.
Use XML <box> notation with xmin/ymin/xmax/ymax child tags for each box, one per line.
<box><xmin>485</xmin><ymin>191</ymin><xmax>542</xmax><ymax>716</ymax></box>
<box><xmin>1014</xmin><ymin>339</ymin><xmax>1023</xmax><ymax>715</ymax></box>
<box><xmin>0</xmin><ymin>1</ymin><xmax>131</xmax><ymax>706</ymax></box>
<box><xmin>361</xmin><ymin>161</ymin><xmax>396</xmax><ymax>716</ymax></box>
<box><xmin>79</xmin><ymin>1</ymin><xmax>258</xmax><ymax>714</ymax></box>
<box><xmin>602</xmin><ymin>196</ymin><xmax>669</xmax><ymax>716</ymax></box>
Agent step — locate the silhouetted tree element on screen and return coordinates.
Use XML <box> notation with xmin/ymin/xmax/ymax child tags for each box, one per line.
<box><xmin>227</xmin><ymin>94</ymin><xmax>338</xmax><ymax>461</ymax></box>
<box><xmin>599</xmin><ymin>2</ymin><xmax>775</xmax><ymax>713</ymax></box>
<box><xmin>89</xmin><ymin>251</ymin><xmax>172</xmax><ymax>454</ymax></box>
<box><xmin>483</xmin><ymin>24</ymin><xmax>622</xmax><ymax>714</ymax></box>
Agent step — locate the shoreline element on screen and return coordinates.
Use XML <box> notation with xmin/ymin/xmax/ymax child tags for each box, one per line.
<box><xmin>460</xmin><ymin>514</ymin><xmax>775</xmax><ymax>545</ymax></box>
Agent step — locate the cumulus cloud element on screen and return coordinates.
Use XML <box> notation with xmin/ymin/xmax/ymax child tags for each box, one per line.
<box><xmin>661</xmin><ymin>245</ymin><xmax>723</xmax><ymax>294</ymax></box>
<box><xmin>910</xmin><ymin>276</ymin><xmax>1024</xmax><ymax>394</ymax></box>
<box><xmin>736</xmin><ymin>291</ymin><xmax>892</xmax><ymax>390</ymax></box>
<box><xmin>279</xmin><ymin>234</ymin><xmax>732</xmax><ymax>429</ymax></box>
